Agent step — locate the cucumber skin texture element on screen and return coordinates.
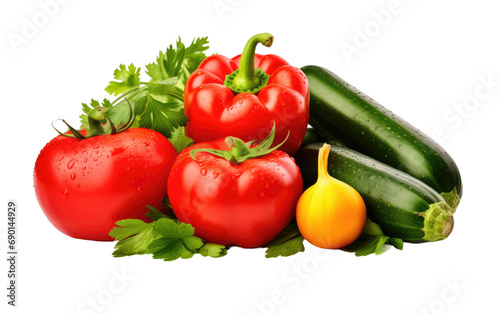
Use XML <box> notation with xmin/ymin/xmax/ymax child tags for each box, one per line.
<box><xmin>295</xmin><ymin>143</ymin><xmax>450</xmax><ymax>242</ymax></box>
<box><xmin>301</xmin><ymin>65</ymin><xmax>463</xmax><ymax>199</ymax></box>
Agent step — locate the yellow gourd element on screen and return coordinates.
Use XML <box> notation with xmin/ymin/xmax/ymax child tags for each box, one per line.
<box><xmin>296</xmin><ymin>143</ymin><xmax>366</xmax><ymax>249</ymax></box>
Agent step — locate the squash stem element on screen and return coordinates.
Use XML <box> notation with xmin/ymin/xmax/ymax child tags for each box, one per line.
<box><xmin>317</xmin><ymin>143</ymin><xmax>331</xmax><ymax>182</ymax></box>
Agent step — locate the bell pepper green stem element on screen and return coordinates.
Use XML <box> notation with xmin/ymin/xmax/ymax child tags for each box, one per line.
<box><xmin>225</xmin><ymin>33</ymin><xmax>273</xmax><ymax>94</ymax></box>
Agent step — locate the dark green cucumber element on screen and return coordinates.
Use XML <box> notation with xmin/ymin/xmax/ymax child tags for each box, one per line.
<box><xmin>301</xmin><ymin>128</ymin><xmax>325</xmax><ymax>147</ymax></box>
<box><xmin>294</xmin><ymin>143</ymin><xmax>455</xmax><ymax>242</ymax></box>
<box><xmin>301</xmin><ymin>65</ymin><xmax>462</xmax><ymax>209</ymax></box>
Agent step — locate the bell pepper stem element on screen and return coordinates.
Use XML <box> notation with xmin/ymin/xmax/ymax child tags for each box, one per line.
<box><xmin>231</xmin><ymin>33</ymin><xmax>273</xmax><ymax>92</ymax></box>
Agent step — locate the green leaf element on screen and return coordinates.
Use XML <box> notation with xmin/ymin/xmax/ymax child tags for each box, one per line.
<box><xmin>105</xmin><ymin>63</ymin><xmax>141</xmax><ymax>96</ymax></box>
<box><xmin>109</xmin><ymin>219</ymin><xmax>156</xmax><ymax>257</ymax></box>
<box><xmin>388</xmin><ymin>238</ymin><xmax>404</xmax><ymax>250</ymax></box>
<box><xmin>134</xmin><ymin>93</ymin><xmax>187</xmax><ymax>138</ymax></box>
<box><xmin>144</xmin><ymin>205</ymin><xmax>168</xmax><ymax>221</ymax></box>
<box><xmin>146</xmin><ymin>37</ymin><xmax>209</xmax><ymax>91</ymax></box>
<box><xmin>80</xmin><ymin>37</ymin><xmax>207</xmax><ymax>141</ymax></box>
<box><xmin>342</xmin><ymin>218</ymin><xmax>404</xmax><ymax>256</ymax></box>
<box><xmin>169</xmin><ymin>126</ymin><xmax>194</xmax><ymax>153</ymax></box>
<box><xmin>199</xmin><ymin>243</ymin><xmax>228</xmax><ymax>258</ymax></box>
<box><xmin>147</xmin><ymin>219</ymin><xmax>204</xmax><ymax>261</ymax></box>
<box><xmin>104</xmin><ymin>90</ymin><xmax>143</xmax><ymax>128</ymax></box>
<box><xmin>109</xmin><ymin>206</ymin><xmax>228</xmax><ymax>261</ymax></box>
<box><xmin>147</xmin><ymin>77</ymin><xmax>184</xmax><ymax>101</ymax></box>
<box><xmin>265</xmin><ymin>222</ymin><xmax>305</xmax><ymax>258</ymax></box>
<box><xmin>266</xmin><ymin>237</ymin><xmax>305</xmax><ymax>258</ymax></box>
<box><xmin>360</xmin><ymin>217</ymin><xmax>385</xmax><ymax>237</ymax></box>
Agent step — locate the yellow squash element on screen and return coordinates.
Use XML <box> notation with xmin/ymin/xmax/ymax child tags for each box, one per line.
<box><xmin>296</xmin><ymin>143</ymin><xmax>366</xmax><ymax>249</ymax></box>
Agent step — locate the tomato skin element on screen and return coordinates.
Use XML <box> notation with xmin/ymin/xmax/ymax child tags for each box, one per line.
<box><xmin>34</xmin><ymin>128</ymin><xmax>177</xmax><ymax>241</ymax></box>
<box><xmin>167</xmin><ymin>138</ymin><xmax>303</xmax><ymax>248</ymax></box>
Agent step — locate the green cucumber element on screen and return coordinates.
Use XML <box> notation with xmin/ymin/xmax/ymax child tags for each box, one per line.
<box><xmin>294</xmin><ymin>143</ymin><xmax>455</xmax><ymax>242</ymax></box>
<box><xmin>301</xmin><ymin>65</ymin><xmax>462</xmax><ymax>209</ymax></box>
<box><xmin>301</xmin><ymin>127</ymin><xmax>325</xmax><ymax>147</ymax></box>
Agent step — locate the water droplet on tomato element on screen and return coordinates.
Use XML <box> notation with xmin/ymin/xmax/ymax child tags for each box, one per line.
<box><xmin>200</xmin><ymin>168</ymin><xmax>207</xmax><ymax>176</ymax></box>
<box><xmin>213</xmin><ymin>171</ymin><xmax>220</xmax><ymax>179</ymax></box>
<box><xmin>93</xmin><ymin>145</ymin><xmax>99</xmax><ymax>149</ymax></box>
<box><xmin>82</xmin><ymin>166</ymin><xmax>86</xmax><ymax>170</ymax></box>
<box><xmin>70</xmin><ymin>173</ymin><xmax>76</xmax><ymax>180</ymax></box>
<box><xmin>93</xmin><ymin>157</ymin><xmax>98</xmax><ymax>161</ymax></box>
<box><xmin>137</xmin><ymin>187</ymin><xmax>142</xmax><ymax>192</ymax></box>
<box><xmin>143</xmin><ymin>141</ymin><xmax>150</xmax><ymax>147</ymax></box>
<box><xmin>63</xmin><ymin>189</ymin><xmax>69</xmax><ymax>199</ymax></box>
<box><xmin>67</xmin><ymin>159</ymin><xmax>75</xmax><ymax>169</ymax></box>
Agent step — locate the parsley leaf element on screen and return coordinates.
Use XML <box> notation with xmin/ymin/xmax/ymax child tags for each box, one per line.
<box><xmin>146</xmin><ymin>37</ymin><xmax>209</xmax><ymax>90</ymax></box>
<box><xmin>199</xmin><ymin>243</ymin><xmax>228</xmax><ymax>258</ymax></box>
<box><xmin>110</xmin><ymin>206</ymin><xmax>227</xmax><ymax>261</ymax></box>
<box><xmin>148</xmin><ymin>219</ymin><xmax>204</xmax><ymax>261</ymax></box>
<box><xmin>101</xmin><ymin>37</ymin><xmax>208</xmax><ymax>138</ymax></box>
<box><xmin>147</xmin><ymin>77</ymin><xmax>183</xmax><ymax>98</ymax></box>
<box><xmin>342</xmin><ymin>218</ymin><xmax>404</xmax><ymax>256</ymax></box>
<box><xmin>80</xmin><ymin>37</ymin><xmax>208</xmax><ymax>141</ymax></box>
<box><xmin>265</xmin><ymin>221</ymin><xmax>305</xmax><ymax>258</ymax></box>
<box><xmin>144</xmin><ymin>205</ymin><xmax>170</xmax><ymax>221</ymax></box>
<box><xmin>109</xmin><ymin>219</ymin><xmax>156</xmax><ymax>257</ymax></box>
<box><xmin>134</xmin><ymin>92</ymin><xmax>187</xmax><ymax>138</ymax></box>
<box><xmin>105</xmin><ymin>63</ymin><xmax>141</xmax><ymax>96</ymax></box>
<box><xmin>104</xmin><ymin>93</ymin><xmax>141</xmax><ymax>128</ymax></box>
<box><xmin>169</xmin><ymin>126</ymin><xmax>194</xmax><ymax>153</ymax></box>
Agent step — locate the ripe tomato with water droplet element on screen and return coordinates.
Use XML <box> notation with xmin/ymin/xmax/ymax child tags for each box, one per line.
<box><xmin>34</xmin><ymin>128</ymin><xmax>178</xmax><ymax>241</ymax></box>
<box><xmin>167</xmin><ymin>137</ymin><xmax>303</xmax><ymax>248</ymax></box>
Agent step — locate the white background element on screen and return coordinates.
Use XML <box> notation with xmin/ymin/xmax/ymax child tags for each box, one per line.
<box><xmin>1</xmin><ymin>0</ymin><xmax>498</xmax><ymax>313</ymax></box>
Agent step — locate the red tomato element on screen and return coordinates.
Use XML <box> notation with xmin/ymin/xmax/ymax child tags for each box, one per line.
<box><xmin>167</xmin><ymin>138</ymin><xmax>303</xmax><ymax>248</ymax></box>
<box><xmin>34</xmin><ymin>128</ymin><xmax>177</xmax><ymax>241</ymax></box>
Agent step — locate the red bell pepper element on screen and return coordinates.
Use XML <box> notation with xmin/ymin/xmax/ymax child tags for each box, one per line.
<box><xmin>184</xmin><ymin>33</ymin><xmax>309</xmax><ymax>156</ymax></box>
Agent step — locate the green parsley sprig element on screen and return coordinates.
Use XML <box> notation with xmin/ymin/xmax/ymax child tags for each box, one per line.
<box><xmin>80</xmin><ymin>37</ymin><xmax>209</xmax><ymax>149</ymax></box>
<box><xmin>342</xmin><ymin>218</ymin><xmax>404</xmax><ymax>256</ymax></box>
<box><xmin>109</xmin><ymin>205</ymin><xmax>227</xmax><ymax>261</ymax></box>
<box><xmin>264</xmin><ymin>221</ymin><xmax>305</xmax><ymax>258</ymax></box>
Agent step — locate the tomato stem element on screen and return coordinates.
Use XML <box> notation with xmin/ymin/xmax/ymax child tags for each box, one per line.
<box><xmin>190</xmin><ymin>122</ymin><xmax>288</xmax><ymax>164</ymax></box>
<box><xmin>52</xmin><ymin>98</ymin><xmax>135</xmax><ymax>139</ymax></box>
